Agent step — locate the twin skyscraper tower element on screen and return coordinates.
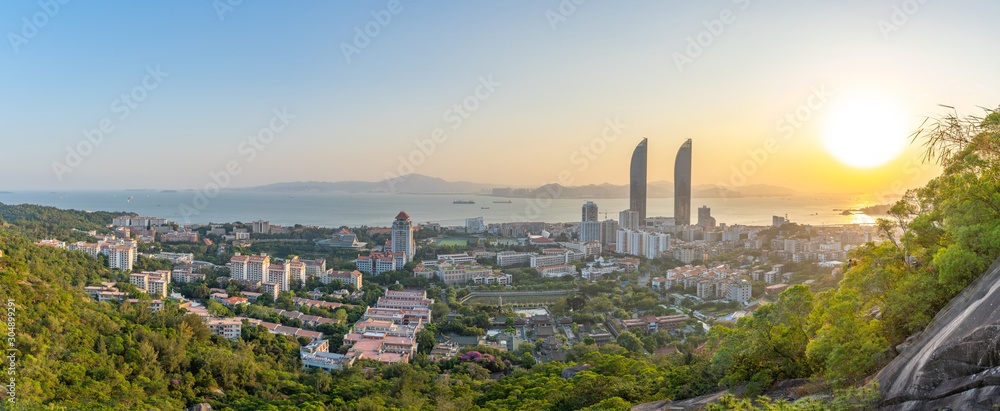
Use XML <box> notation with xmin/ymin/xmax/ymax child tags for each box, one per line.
<box><xmin>628</xmin><ymin>138</ymin><xmax>692</xmax><ymax>227</ymax></box>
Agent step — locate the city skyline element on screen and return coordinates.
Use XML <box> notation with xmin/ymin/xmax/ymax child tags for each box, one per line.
<box><xmin>3</xmin><ymin>2</ymin><xmax>999</xmax><ymax>194</ymax></box>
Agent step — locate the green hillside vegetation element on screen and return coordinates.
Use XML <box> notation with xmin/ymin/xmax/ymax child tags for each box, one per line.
<box><xmin>0</xmin><ymin>203</ymin><xmax>128</xmax><ymax>241</ymax></box>
<box><xmin>707</xmin><ymin>106</ymin><xmax>1000</xmax><ymax>394</ymax></box>
<box><xmin>0</xmin><ymin>107</ymin><xmax>996</xmax><ymax>409</ymax></box>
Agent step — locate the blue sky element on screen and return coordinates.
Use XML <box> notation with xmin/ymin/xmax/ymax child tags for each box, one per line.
<box><xmin>1</xmin><ymin>0</ymin><xmax>998</xmax><ymax>192</ymax></box>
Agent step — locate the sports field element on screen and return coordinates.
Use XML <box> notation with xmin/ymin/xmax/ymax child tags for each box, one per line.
<box><xmin>433</xmin><ymin>238</ymin><xmax>471</xmax><ymax>246</ymax></box>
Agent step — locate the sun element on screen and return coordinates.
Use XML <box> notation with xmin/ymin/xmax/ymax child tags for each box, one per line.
<box><xmin>822</xmin><ymin>92</ymin><xmax>908</xmax><ymax>169</ymax></box>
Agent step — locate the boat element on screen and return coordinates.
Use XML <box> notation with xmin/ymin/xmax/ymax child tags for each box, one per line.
<box><xmin>493</xmin><ymin>200</ymin><xmax>512</xmax><ymax>203</ymax></box>
<box><xmin>453</xmin><ymin>199</ymin><xmax>475</xmax><ymax>205</ymax></box>
<box><xmin>481</xmin><ymin>207</ymin><xmax>490</xmax><ymax>209</ymax></box>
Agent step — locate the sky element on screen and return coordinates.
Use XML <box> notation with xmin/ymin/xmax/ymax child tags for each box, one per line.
<box><xmin>1</xmin><ymin>0</ymin><xmax>998</xmax><ymax>194</ymax></box>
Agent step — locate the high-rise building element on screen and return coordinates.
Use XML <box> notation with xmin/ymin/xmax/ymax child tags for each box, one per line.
<box><xmin>246</xmin><ymin>254</ymin><xmax>271</xmax><ymax>283</ymax></box>
<box><xmin>268</xmin><ymin>263</ymin><xmax>291</xmax><ymax>292</ymax></box>
<box><xmin>630</xmin><ymin>138</ymin><xmax>648</xmax><ymax>226</ymax></box>
<box><xmin>697</xmin><ymin>205</ymin><xmax>716</xmax><ymax>229</ymax></box>
<box><xmin>601</xmin><ymin>219</ymin><xmax>619</xmax><ymax>246</ymax></box>
<box><xmin>579</xmin><ymin>221</ymin><xmax>602</xmax><ymax>243</ymax></box>
<box><xmin>674</xmin><ymin>139</ymin><xmax>692</xmax><ymax>226</ymax></box>
<box><xmin>391</xmin><ymin>211</ymin><xmax>415</xmax><ymax>263</ymax></box>
<box><xmin>619</xmin><ymin>209</ymin><xmax>640</xmax><ymax>231</ymax></box>
<box><xmin>252</xmin><ymin>220</ymin><xmax>271</xmax><ymax>234</ymax></box>
<box><xmin>108</xmin><ymin>245</ymin><xmax>136</xmax><ymax>271</ymax></box>
<box><xmin>582</xmin><ymin>201</ymin><xmax>598</xmax><ymax>222</ymax></box>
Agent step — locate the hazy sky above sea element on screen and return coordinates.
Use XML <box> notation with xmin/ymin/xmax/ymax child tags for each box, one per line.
<box><xmin>1</xmin><ymin>1</ymin><xmax>998</xmax><ymax>194</ymax></box>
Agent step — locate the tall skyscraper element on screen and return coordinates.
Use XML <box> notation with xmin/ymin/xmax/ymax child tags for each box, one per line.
<box><xmin>674</xmin><ymin>139</ymin><xmax>692</xmax><ymax>226</ymax></box>
<box><xmin>629</xmin><ymin>138</ymin><xmax>648</xmax><ymax>226</ymax></box>
<box><xmin>582</xmin><ymin>201</ymin><xmax>598</xmax><ymax>222</ymax></box>
<box><xmin>391</xmin><ymin>211</ymin><xmax>415</xmax><ymax>263</ymax></box>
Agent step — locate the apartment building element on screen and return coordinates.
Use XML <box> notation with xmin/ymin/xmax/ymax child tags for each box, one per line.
<box><xmin>108</xmin><ymin>244</ymin><xmax>137</xmax><ymax>271</ymax></box>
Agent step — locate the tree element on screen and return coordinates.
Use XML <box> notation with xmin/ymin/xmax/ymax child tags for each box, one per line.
<box><xmin>333</xmin><ymin>308</ymin><xmax>348</xmax><ymax>322</ymax></box>
<box><xmin>257</xmin><ymin>292</ymin><xmax>274</xmax><ymax>306</ymax></box>
<box><xmin>616</xmin><ymin>331</ymin><xmax>644</xmax><ymax>353</ymax></box>
<box><xmin>520</xmin><ymin>352</ymin><xmax>535</xmax><ymax>368</ymax></box>
<box><xmin>431</xmin><ymin>301</ymin><xmax>450</xmax><ymax>322</ymax></box>
<box><xmin>416</xmin><ymin>329</ymin><xmax>436</xmax><ymax>354</ymax></box>
<box><xmin>193</xmin><ymin>283</ymin><xmax>210</xmax><ymax>300</ymax></box>
<box><xmin>806</xmin><ymin>289</ymin><xmax>886</xmax><ymax>386</ymax></box>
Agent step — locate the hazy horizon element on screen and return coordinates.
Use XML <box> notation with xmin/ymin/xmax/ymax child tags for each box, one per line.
<box><xmin>3</xmin><ymin>1</ymin><xmax>998</xmax><ymax>195</ymax></box>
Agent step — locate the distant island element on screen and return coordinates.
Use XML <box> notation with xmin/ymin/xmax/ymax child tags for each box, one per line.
<box><xmin>836</xmin><ymin>204</ymin><xmax>893</xmax><ymax>216</ymax></box>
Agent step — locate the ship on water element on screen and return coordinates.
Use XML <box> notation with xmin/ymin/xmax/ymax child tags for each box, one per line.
<box><xmin>453</xmin><ymin>199</ymin><xmax>475</xmax><ymax>205</ymax></box>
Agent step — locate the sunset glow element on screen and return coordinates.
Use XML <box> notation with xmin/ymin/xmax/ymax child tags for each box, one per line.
<box><xmin>822</xmin><ymin>92</ymin><xmax>909</xmax><ymax>169</ymax></box>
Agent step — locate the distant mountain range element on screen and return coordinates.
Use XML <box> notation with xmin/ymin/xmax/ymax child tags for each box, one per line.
<box><xmin>244</xmin><ymin>174</ymin><xmax>502</xmax><ymax>194</ymax></box>
<box><xmin>243</xmin><ymin>174</ymin><xmax>796</xmax><ymax>198</ymax></box>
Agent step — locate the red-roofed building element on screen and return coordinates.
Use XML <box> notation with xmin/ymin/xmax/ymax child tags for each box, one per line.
<box><xmin>223</xmin><ymin>296</ymin><xmax>249</xmax><ymax>307</ymax></box>
<box><xmin>321</xmin><ymin>269</ymin><xmax>363</xmax><ymax>289</ymax></box>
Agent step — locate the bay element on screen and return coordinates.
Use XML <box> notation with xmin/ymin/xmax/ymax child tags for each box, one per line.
<box><xmin>0</xmin><ymin>190</ymin><xmax>883</xmax><ymax>228</ymax></box>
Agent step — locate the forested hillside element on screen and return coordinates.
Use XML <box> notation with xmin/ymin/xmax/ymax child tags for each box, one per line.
<box><xmin>0</xmin><ymin>203</ymin><xmax>128</xmax><ymax>241</ymax></box>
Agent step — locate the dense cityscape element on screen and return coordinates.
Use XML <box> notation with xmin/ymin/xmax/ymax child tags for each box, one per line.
<box><xmin>18</xmin><ymin>137</ymin><xmax>883</xmax><ymax>403</ymax></box>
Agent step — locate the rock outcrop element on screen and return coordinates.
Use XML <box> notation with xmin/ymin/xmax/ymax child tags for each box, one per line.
<box><xmin>876</xmin><ymin>257</ymin><xmax>1000</xmax><ymax>410</ymax></box>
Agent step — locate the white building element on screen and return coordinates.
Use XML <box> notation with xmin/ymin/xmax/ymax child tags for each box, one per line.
<box><xmin>619</xmin><ymin>209</ymin><xmax>640</xmax><ymax>231</ymax></box>
<box><xmin>465</xmin><ymin>217</ymin><xmax>486</xmax><ymax>233</ymax></box>
<box><xmin>580</xmin><ymin>221</ymin><xmax>602</xmax><ymax>243</ymax></box>
<box><xmin>530</xmin><ymin>251</ymin><xmax>570</xmax><ymax>268</ymax></box>
<box><xmin>642</xmin><ymin>232</ymin><xmax>671</xmax><ymax>259</ymax></box>
<box><xmin>616</xmin><ymin>229</ymin><xmax>644</xmax><ymax>257</ymax></box>
<box><xmin>496</xmin><ymin>251</ymin><xmax>532</xmax><ymax>267</ymax></box>
<box><xmin>538</xmin><ymin>264</ymin><xmax>576</xmax><ymax>278</ymax></box>
<box><xmin>321</xmin><ymin>269</ymin><xmax>363</xmax><ymax>289</ymax></box>
<box><xmin>268</xmin><ymin>263</ymin><xmax>291</xmax><ymax>292</ymax></box>
<box><xmin>108</xmin><ymin>245</ymin><xmax>137</xmax><ymax>271</ymax></box>
<box><xmin>230</xmin><ymin>253</ymin><xmax>271</xmax><ymax>284</ymax></box>
<box><xmin>726</xmin><ymin>280</ymin><xmax>752</xmax><ymax>304</ymax></box>
<box><xmin>207</xmin><ymin>318</ymin><xmax>242</xmax><ymax>340</ymax></box>
<box><xmin>355</xmin><ymin>251</ymin><xmax>405</xmax><ymax>275</ymax></box>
